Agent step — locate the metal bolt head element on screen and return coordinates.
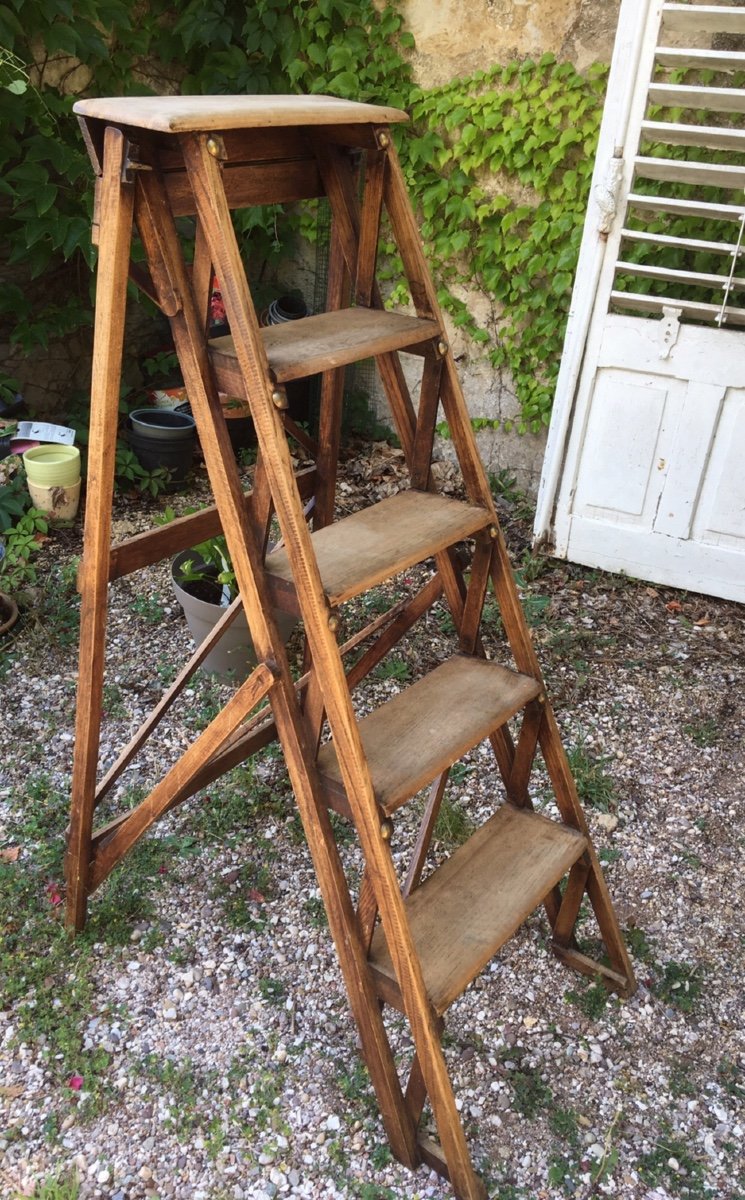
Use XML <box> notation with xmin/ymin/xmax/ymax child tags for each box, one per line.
<box><xmin>206</xmin><ymin>136</ymin><xmax>221</xmax><ymax>158</ymax></box>
<box><xmin>489</xmin><ymin>524</ymin><xmax>499</xmax><ymax>539</ymax></box>
<box><xmin>437</xmin><ymin>339</ymin><xmax>448</xmax><ymax>357</ymax></box>
<box><xmin>327</xmin><ymin>612</ymin><xmax>340</xmax><ymax>634</ymax></box>
<box><xmin>377</xmin><ymin>131</ymin><xmax>390</xmax><ymax>149</ymax></box>
<box><xmin>379</xmin><ymin>817</ymin><xmax>394</xmax><ymax>842</ymax></box>
<box><xmin>271</xmin><ymin>389</ymin><xmax>288</xmax><ymax>410</ymax></box>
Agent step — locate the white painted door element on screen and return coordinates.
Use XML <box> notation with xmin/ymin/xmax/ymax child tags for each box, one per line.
<box><xmin>535</xmin><ymin>0</ymin><xmax>745</xmax><ymax>603</ymax></box>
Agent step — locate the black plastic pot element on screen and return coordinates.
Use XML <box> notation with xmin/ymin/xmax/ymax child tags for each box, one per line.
<box><xmin>128</xmin><ymin>408</ymin><xmax>196</xmax><ymax>484</ymax></box>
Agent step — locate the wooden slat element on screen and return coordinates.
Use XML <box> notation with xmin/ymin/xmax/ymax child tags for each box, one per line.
<box><xmin>635</xmin><ymin>155</ymin><xmax>745</xmax><ymax>190</ymax></box>
<box><xmin>266</xmin><ymin>490</ymin><xmax>489</xmax><ymax>608</ymax></box>
<box><xmin>209</xmin><ymin>308</ymin><xmax>440</xmax><ymax>390</ymax></box>
<box><xmin>610</xmin><ymin>289</ymin><xmax>745</xmax><ymax>325</ymax></box>
<box><xmin>368</xmin><ymin>805</ymin><xmax>586</xmax><ymax>1014</ymax></box>
<box><xmin>648</xmin><ymin>83</ymin><xmax>745</xmax><ymax>115</ymax></box>
<box><xmin>615</xmin><ymin>259</ymin><xmax>745</xmax><ymax>289</ymax></box>
<box><xmin>662</xmin><ymin>4</ymin><xmax>745</xmax><ymax>35</ymax></box>
<box><xmin>641</xmin><ymin>119</ymin><xmax>745</xmax><ymax>152</ymax></box>
<box><xmin>621</xmin><ymin>227</ymin><xmax>741</xmax><ymax>255</ymax></box>
<box><xmin>317</xmin><ymin>655</ymin><xmax>541</xmax><ymax>815</ymax></box>
<box><xmin>165</xmin><ymin>159</ymin><xmax>324</xmax><ymax>216</ymax></box>
<box><xmin>627</xmin><ymin>191</ymin><xmax>745</xmax><ymax>222</ymax></box>
<box><xmin>655</xmin><ymin>47</ymin><xmax>745</xmax><ymax>71</ymax></box>
<box><xmin>107</xmin><ymin>467</ymin><xmax>317</xmax><ymax>580</ymax></box>
<box><xmin>73</xmin><ymin>94</ymin><xmax>409</xmax><ymax>133</ymax></box>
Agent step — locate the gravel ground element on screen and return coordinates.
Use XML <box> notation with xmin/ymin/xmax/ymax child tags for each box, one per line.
<box><xmin>1</xmin><ymin>447</ymin><xmax>744</xmax><ymax>1200</ymax></box>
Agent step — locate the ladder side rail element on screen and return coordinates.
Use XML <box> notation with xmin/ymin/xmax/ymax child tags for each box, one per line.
<box><xmin>66</xmin><ymin>126</ymin><xmax>136</xmax><ymax>931</ymax></box>
<box><xmin>138</xmin><ymin>141</ymin><xmax>422</xmax><ymax>1167</ymax></box>
<box><xmin>181</xmin><ymin>128</ymin><xmax>485</xmax><ymax>1200</ymax></box>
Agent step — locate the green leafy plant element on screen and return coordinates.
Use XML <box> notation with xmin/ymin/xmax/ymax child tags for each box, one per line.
<box><xmin>114</xmin><ymin>443</ymin><xmax>172</xmax><ymax>497</ymax></box>
<box><xmin>176</xmin><ymin>533</ymin><xmax>237</xmax><ymax>601</ymax></box>
<box><xmin>0</xmin><ymin>504</ymin><xmax>48</xmax><ymax>592</ymax></box>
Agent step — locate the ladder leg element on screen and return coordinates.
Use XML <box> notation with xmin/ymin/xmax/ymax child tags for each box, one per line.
<box><xmin>65</xmin><ymin>127</ymin><xmax>135</xmax><ymax>931</ymax></box>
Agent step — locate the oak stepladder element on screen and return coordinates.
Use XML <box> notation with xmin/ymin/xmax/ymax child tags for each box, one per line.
<box><xmin>67</xmin><ymin>95</ymin><xmax>636</xmax><ymax>1200</ymax></box>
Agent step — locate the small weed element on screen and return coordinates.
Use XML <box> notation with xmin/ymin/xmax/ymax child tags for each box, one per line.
<box><xmin>155</xmin><ymin>655</ymin><xmax>179</xmax><ymax>686</ymax></box>
<box><xmin>303</xmin><ymin>895</ymin><xmax>328</xmax><ymax>928</ymax></box>
<box><xmin>599</xmin><ymin>846</ymin><xmax>621</xmax><ymax>865</ymax></box>
<box><xmin>655</xmin><ymin>960</ymin><xmax>703</xmax><ymax>1013</ymax></box>
<box><xmin>130</xmin><ymin>593</ymin><xmax>165</xmax><ymax>624</ymax></box>
<box><xmin>625</xmin><ymin>925</ymin><xmax>654</xmax><ymax>964</ymax></box>
<box><xmin>668</xmin><ymin>1058</ymin><xmax>697</xmax><ymax>1099</ymax></box>
<box><xmin>682</xmin><ymin>717</ymin><xmax>719</xmax><ymax>747</ymax></box>
<box><xmin>369</xmin><ymin>1143</ymin><xmax>394</xmax><ymax>1170</ymax></box>
<box><xmin>338</xmin><ymin>1060</ymin><xmax>377</xmax><ymax>1117</ymax></box>
<box><xmin>102</xmin><ymin>682</ymin><xmax>126</xmax><ymax>719</ymax></box>
<box><xmin>22</xmin><ymin>1171</ymin><xmax>80</xmax><ymax>1200</ymax></box>
<box><xmin>433</xmin><ymin>795</ymin><xmax>474</xmax><ymax>847</ymax></box>
<box><xmin>549</xmin><ymin>1106</ymin><xmax>580</xmax><ymax>1146</ymax></box>
<box><xmin>503</xmin><ymin>1050</ymin><xmax>553</xmax><ymax>1118</ymax></box>
<box><xmin>373</xmin><ymin>656</ymin><xmax>411</xmax><ymax>683</ymax></box>
<box><xmin>717</xmin><ymin>1057</ymin><xmax>745</xmax><ymax>1100</ymax></box>
<box><xmin>638</xmin><ymin>1130</ymin><xmax>707</xmax><ymax>1193</ymax></box>
<box><xmin>567</xmin><ymin>742</ymin><xmax>616</xmax><ymax>812</ymax></box>
<box><xmin>258</xmin><ymin>976</ymin><xmax>286</xmax><ymax>1005</ymax></box>
<box><xmin>566</xmin><ymin>978</ymin><xmax>609</xmax><ymax>1019</ymax></box>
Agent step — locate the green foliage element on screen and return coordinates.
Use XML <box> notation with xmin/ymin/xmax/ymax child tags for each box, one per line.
<box><xmin>566</xmin><ymin>740</ymin><xmax>617</xmax><ymax>812</ymax></box>
<box><xmin>114</xmin><ymin>443</ymin><xmax>172</xmax><ymax>497</ymax></box>
<box><xmin>655</xmin><ymin>960</ymin><xmax>703</xmax><ymax>1013</ymax></box>
<box><xmin>0</xmin><ymin>0</ymin><xmax>414</xmax><ymax>374</ymax></box>
<box><xmin>403</xmin><ymin>55</ymin><xmax>608</xmax><ymax>432</ymax></box>
<box><xmin>566</xmin><ymin>977</ymin><xmax>609</xmax><ymax>1019</ymax></box>
<box><xmin>0</xmin><ymin>502</ymin><xmax>49</xmax><ymax>592</ymax></box>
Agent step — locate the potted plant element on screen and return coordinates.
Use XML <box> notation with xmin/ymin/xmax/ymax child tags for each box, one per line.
<box><xmin>171</xmin><ymin>534</ymin><xmax>296</xmax><ymax>680</ymax></box>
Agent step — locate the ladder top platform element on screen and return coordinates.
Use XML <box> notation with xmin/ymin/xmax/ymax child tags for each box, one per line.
<box><xmin>72</xmin><ymin>94</ymin><xmax>409</xmax><ymax>133</ymax></box>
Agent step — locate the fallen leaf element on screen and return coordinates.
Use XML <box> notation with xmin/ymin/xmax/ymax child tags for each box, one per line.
<box><xmin>645</xmin><ymin>587</ymin><xmax>659</xmax><ymax>598</ymax></box>
<box><xmin>68</xmin><ymin>1074</ymin><xmax>84</xmax><ymax>1091</ymax></box>
<box><xmin>666</xmin><ymin>600</ymin><xmax>683</xmax><ymax>613</ymax></box>
<box><xmin>0</xmin><ymin>846</ymin><xmax>20</xmax><ymax>862</ymax></box>
<box><xmin>694</xmin><ymin>616</ymin><xmax>711</xmax><ymax>627</ymax></box>
<box><xmin>247</xmin><ymin>889</ymin><xmax>265</xmax><ymax>904</ymax></box>
<box><xmin>0</xmin><ymin>1084</ymin><xmax>24</xmax><ymax>1098</ymax></box>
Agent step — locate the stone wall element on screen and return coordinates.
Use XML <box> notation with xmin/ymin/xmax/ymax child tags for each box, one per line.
<box><xmin>374</xmin><ymin>0</ymin><xmax>621</xmax><ymax>492</ymax></box>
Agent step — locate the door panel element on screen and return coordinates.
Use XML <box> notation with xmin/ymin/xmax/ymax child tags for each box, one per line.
<box><xmin>536</xmin><ymin>0</ymin><xmax>745</xmax><ymax>602</ymax></box>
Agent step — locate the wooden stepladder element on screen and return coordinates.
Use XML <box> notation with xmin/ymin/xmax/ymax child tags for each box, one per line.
<box><xmin>67</xmin><ymin>95</ymin><xmax>636</xmax><ymax>1200</ymax></box>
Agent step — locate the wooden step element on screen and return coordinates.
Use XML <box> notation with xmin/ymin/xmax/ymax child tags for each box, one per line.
<box><xmin>266</xmin><ymin>490</ymin><xmax>490</xmax><ymax>610</ymax></box>
<box><xmin>317</xmin><ymin>655</ymin><xmax>541</xmax><ymax>815</ymax></box>
<box><xmin>209</xmin><ymin>308</ymin><xmax>440</xmax><ymax>389</ymax></box>
<box><xmin>369</xmin><ymin>804</ymin><xmax>587</xmax><ymax>1015</ymax></box>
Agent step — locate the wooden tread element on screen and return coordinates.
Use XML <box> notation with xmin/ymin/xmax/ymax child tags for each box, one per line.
<box><xmin>209</xmin><ymin>308</ymin><xmax>441</xmax><ymax>388</ymax></box>
<box><xmin>316</xmin><ymin>655</ymin><xmax>541</xmax><ymax>815</ymax></box>
<box><xmin>369</xmin><ymin>804</ymin><xmax>587</xmax><ymax>1014</ymax></box>
<box><xmin>266</xmin><ymin>490</ymin><xmax>489</xmax><ymax>610</ymax></box>
<box><xmin>73</xmin><ymin>94</ymin><xmax>409</xmax><ymax>133</ymax></box>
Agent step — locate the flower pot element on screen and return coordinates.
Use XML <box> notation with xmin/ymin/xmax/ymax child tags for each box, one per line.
<box><xmin>128</xmin><ymin>408</ymin><xmax>196</xmax><ymax>485</ymax></box>
<box><xmin>23</xmin><ymin>444</ymin><xmax>81</xmax><ymax>488</ymax></box>
<box><xmin>219</xmin><ymin>393</ymin><xmax>255</xmax><ymax>453</ymax></box>
<box><xmin>26</xmin><ymin>478</ymin><xmax>81</xmax><ymax>522</ymax></box>
<box><xmin>0</xmin><ymin>590</ymin><xmax>18</xmax><ymax>638</ymax></box>
<box><xmin>171</xmin><ymin>549</ymin><xmax>296</xmax><ymax>681</ymax></box>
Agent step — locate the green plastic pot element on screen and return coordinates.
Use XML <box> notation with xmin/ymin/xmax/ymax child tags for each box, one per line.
<box><xmin>23</xmin><ymin>444</ymin><xmax>81</xmax><ymax>488</ymax></box>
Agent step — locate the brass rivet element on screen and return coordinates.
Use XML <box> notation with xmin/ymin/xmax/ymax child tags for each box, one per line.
<box><xmin>206</xmin><ymin>136</ymin><xmax>221</xmax><ymax>158</ymax></box>
<box><xmin>380</xmin><ymin>817</ymin><xmax>394</xmax><ymax>842</ymax></box>
<box><xmin>537</xmin><ymin>691</ymin><xmax>546</xmax><ymax>704</ymax></box>
<box><xmin>271</xmin><ymin>388</ymin><xmax>288</xmax><ymax>410</ymax></box>
<box><xmin>489</xmin><ymin>524</ymin><xmax>498</xmax><ymax>539</ymax></box>
<box><xmin>328</xmin><ymin>612</ymin><xmax>340</xmax><ymax>634</ymax></box>
<box><xmin>437</xmin><ymin>339</ymin><xmax>448</xmax><ymax>356</ymax></box>
<box><xmin>377</xmin><ymin>131</ymin><xmax>390</xmax><ymax>148</ymax></box>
